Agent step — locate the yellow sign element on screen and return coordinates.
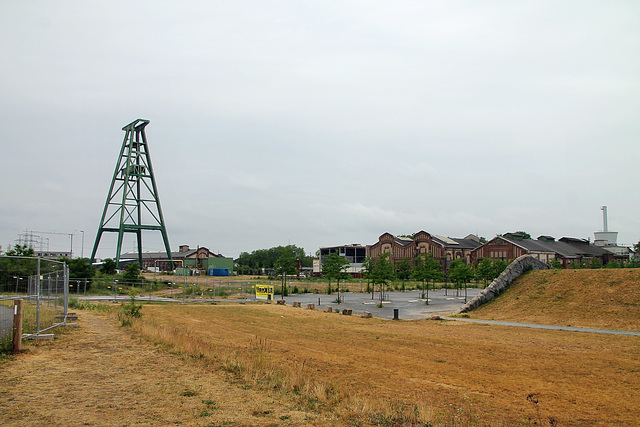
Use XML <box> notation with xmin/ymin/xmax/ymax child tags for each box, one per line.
<box><xmin>255</xmin><ymin>284</ymin><xmax>274</xmax><ymax>300</ymax></box>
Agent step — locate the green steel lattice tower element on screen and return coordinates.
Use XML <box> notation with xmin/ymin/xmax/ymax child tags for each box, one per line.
<box><xmin>90</xmin><ymin>119</ymin><xmax>173</xmax><ymax>269</ymax></box>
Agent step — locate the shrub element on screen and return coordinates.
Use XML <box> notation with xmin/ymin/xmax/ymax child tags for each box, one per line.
<box><xmin>118</xmin><ymin>289</ymin><xmax>143</xmax><ymax>327</ymax></box>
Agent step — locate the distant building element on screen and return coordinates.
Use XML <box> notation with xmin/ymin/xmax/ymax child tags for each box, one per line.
<box><xmin>34</xmin><ymin>250</ymin><xmax>72</xmax><ymax>259</ymax></box>
<box><xmin>121</xmin><ymin>245</ymin><xmax>233</xmax><ymax>275</ymax></box>
<box><xmin>593</xmin><ymin>206</ymin><xmax>630</xmax><ymax>258</ymax></box>
<box><xmin>367</xmin><ymin>231</ymin><xmax>482</xmax><ymax>269</ymax></box>
<box><xmin>471</xmin><ymin>234</ymin><xmax>622</xmax><ymax>267</ymax></box>
<box><xmin>314</xmin><ymin>244</ymin><xmax>368</xmax><ymax>277</ymax></box>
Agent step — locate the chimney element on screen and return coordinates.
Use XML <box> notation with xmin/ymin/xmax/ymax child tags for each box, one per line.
<box><xmin>601</xmin><ymin>206</ymin><xmax>608</xmax><ymax>232</ymax></box>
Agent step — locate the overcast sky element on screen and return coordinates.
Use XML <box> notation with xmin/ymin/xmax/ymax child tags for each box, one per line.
<box><xmin>1</xmin><ymin>1</ymin><xmax>638</xmax><ymax>260</ymax></box>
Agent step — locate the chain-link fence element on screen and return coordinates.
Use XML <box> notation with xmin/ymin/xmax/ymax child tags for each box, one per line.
<box><xmin>0</xmin><ymin>298</ymin><xmax>14</xmax><ymax>344</ymax></box>
<box><xmin>0</xmin><ymin>256</ymin><xmax>69</xmax><ymax>341</ymax></box>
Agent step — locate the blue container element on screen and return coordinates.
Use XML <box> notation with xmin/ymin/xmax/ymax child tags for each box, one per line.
<box><xmin>209</xmin><ymin>268</ymin><xmax>229</xmax><ymax>276</ymax></box>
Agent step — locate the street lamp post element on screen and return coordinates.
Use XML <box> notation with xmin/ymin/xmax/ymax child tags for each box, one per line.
<box><xmin>13</xmin><ymin>276</ymin><xmax>22</xmax><ymax>293</ymax></box>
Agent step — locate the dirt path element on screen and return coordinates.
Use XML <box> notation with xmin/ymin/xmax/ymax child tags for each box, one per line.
<box><xmin>0</xmin><ymin>312</ymin><xmax>338</xmax><ymax>426</ymax></box>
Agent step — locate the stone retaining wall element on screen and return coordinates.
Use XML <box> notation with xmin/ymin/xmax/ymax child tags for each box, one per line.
<box><xmin>455</xmin><ymin>255</ymin><xmax>551</xmax><ymax>314</ymax></box>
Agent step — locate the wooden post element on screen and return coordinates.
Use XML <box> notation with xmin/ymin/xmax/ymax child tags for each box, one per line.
<box><xmin>13</xmin><ymin>299</ymin><xmax>23</xmax><ymax>353</ymax></box>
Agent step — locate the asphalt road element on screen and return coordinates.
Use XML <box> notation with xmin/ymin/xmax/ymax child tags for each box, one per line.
<box><xmin>442</xmin><ymin>317</ymin><xmax>640</xmax><ymax>336</ymax></box>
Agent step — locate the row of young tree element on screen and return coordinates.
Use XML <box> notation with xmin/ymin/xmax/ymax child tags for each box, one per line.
<box><xmin>318</xmin><ymin>252</ymin><xmax>510</xmax><ymax>303</ymax></box>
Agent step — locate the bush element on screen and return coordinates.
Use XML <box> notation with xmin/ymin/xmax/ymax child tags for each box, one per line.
<box><xmin>118</xmin><ymin>289</ymin><xmax>143</xmax><ymax>327</ymax></box>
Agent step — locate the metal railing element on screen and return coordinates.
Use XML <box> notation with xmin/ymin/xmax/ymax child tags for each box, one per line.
<box><xmin>0</xmin><ymin>256</ymin><xmax>69</xmax><ymax>339</ymax></box>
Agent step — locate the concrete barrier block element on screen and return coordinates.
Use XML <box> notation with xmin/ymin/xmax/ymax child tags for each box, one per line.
<box><xmin>360</xmin><ymin>311</ymin><xmax>372</xmax><ymax>318</ymax></box>
<box><xmin>342</xmin><ymin>308</ymin><xmax>352</xmax><ymax>315</ymax></box>
<box><xmin>324</xmin><ymin>306</ymin><xmax>332</xmax><ymax>313</ymax></box>
<box><xmin>307</xmin><ymin>304</ymin><xmax>315</xmax><ymax>310</ymax></box>
<box><xmin>292</xmin><ymin>301</ymin><xmax>301</xmax><ymax>308</ymax></box>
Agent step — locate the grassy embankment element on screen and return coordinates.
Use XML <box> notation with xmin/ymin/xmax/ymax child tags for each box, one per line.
<box><xmin>471</xmin><ymin>268</ymin><xmax>640</xmax><ymax>330</ymax></box>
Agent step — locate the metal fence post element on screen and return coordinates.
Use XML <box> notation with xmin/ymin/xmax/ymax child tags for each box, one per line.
<box><xmin>13</xmin><ymin>299</ymin><xmax>23</xmax><ymax>353</ymax></box>
<box><xmin>64</xmin><ymin>263</ymin><xmax>69</xmax><ymax>317</ymax></box>
<box><xmin>36</xmin><ymin>258</ymin><xmax>41</xmax><ymax>335</ymax></box>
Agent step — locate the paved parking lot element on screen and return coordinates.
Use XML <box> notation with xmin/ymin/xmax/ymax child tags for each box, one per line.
<box><xmin>281</xmin><ymin>287</ymin><xmax>482</xmax><ymax>320</ymax></box>
<box><xmin>80</xmin><ymin>287</ymin><xmax>482</xmax><ymax>320</ymax></box>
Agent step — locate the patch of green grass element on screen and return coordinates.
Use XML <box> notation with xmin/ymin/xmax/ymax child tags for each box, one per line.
<box><xmin>0</xmin><ymin>335</ymin><xmax>13</xmax><ymax>356</ymax></box>
<box><xmin>68</xmin><ymin>297</ymin><xmax>113</xmax><ymax>313</ymax></box>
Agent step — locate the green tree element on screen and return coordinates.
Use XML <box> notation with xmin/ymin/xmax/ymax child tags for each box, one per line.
<box><xmin>100</xmin><ymin>258</ymin><xmax>118</xmax><ymax>275</ymax></box>
<box><xmin>370</xmin><ymin>253</ymin><xmax>395</xmax><ymax>302</ymax></box>
<box><xmin>395</xmin><ymin>258</ymin><xmax>412</xmax><ymax>291</ymax></box>
<box><xmin>321</xmin><ymin>251</ymin><xmax>350</xmax><ymax>303</ymax></box>
<box><xmin>5</xmin><ymin>244</ymin><xmax>35</xmax><ymax>257</ymax></box>
<box><xmin>274</xmin><ymin>253</ymin><xmax>298</xmax><ymax>298</ymax></box>
<box><xmin>412</xmin><ymin>254</ymin><xmax>442</xmax><ymax>302</ymax></box>
<box><xmin>122</xmin><ymin>262</ymin><xmax>141</xmax><ymax>283</ymax></box>
<box><xmin>503</xmin><ymin>231</ymin><xmax>531</xmax><ymax>240</ymax></box>
<box><xmin>491</xmin><ymin>259</ymin><xmax>509</xmax><ymax>278</ymax></box>
<box><xmin>570</xmin><ymin>259</ymin><xmax>588</xmax><ymax>269</ymax></box>
<box><xmin>605</xmin><ymin>260</ymin><xmax>624</xmax><ymax>269</ymax></box>
<box><xmin>549</xmin><ymin>258</ymin><xmax>563</xmax><ymax>269</ymax></box>
<box><xmin>516</xmin><ymin>231</ymin><xmax>532</xmax><ymax>239</ymax></box>
<box><xmin>235</xmin><ymin>245</ymin><xmax>310</xmax><ymax>275</ymax></box>
<box><xmin>448</xmin><ymin>259</ymin><xmax>474</xmax><ymax>290</ymax></box>
<box><xmin>476</xmin><ymin>258</ymin><xmax>509</xmax><ymax>285</ymax></box>
<box><xmin>361</xmin><ymin>256</ymin><xmax>374</xmax><ymax>295</ymax></box>
<box><xmin>57</xmin><ymin>257</ymin><xmax>96</xmax><ymax>292</ymax></box>
<box><xmin>476</xmin><ymin>258</ymin><xmax>494</xmax><ymax>286</ymax></box>
<box><xmin>589</xmin><ymin>258</ymin><xmax>603</xmax><ymax>269</ymax></box>
<box><xmin>58</xmin><ymin>257</ymin><xmax>96</xmax><ymax>279</ymax></box>
<box><xmin>0</xmin><ymin>245</ymin><xmax>37</xmax><ymax>289</ymax></box>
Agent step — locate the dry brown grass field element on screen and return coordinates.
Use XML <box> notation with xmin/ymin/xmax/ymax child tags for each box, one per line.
<box><xmin>130</xmin><ymin>302</ymin><xmax>639</xmax><ymax>426</ymax></box>
<box><xmin>0</xmin><ymin>310</ymin><xmax>341</xmax><ymax>426</ymax></box>
<box><xmin>1</xmin><ymin>268</ymin><xmax>639</xmax><ymax>426</ymax></box>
